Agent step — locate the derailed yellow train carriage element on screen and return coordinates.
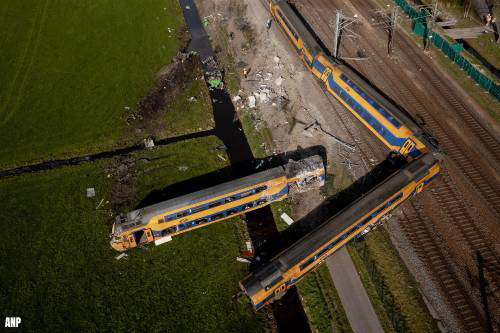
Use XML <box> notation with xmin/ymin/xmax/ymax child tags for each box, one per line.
<box><xmin>110</xmin><ymin>156</ymin><xmax>325</xmax><ymax>251</ymax></box>
<box><xmin>240</xmin><ymin>153</ymin><xmax>440</xmax><ymax>310</ymax></box>
<box><xmin>269</xmin><ymin>0</ymin><xmax>437</xmax><ymax>160</ymax></box>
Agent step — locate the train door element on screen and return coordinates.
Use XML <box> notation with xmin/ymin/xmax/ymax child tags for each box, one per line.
<box><xmin>321</xmin><ymin>68</ymin><xmax>332</xmax><ymax>82</ymax></box>
<box><xmin>273</xmin><ymin>283</ymin><xmax>287</xmax><ymax>300</ymax></box>
<box><xmin>127</xmin><ymin>234</ymin><xmax>137</xmax><ymax>248</ymax></box>
<box><xmin>400</xmin><ymin>139</ymin><xmax>416</xmax><ymax>156</ymax></box>
<box><xmin>132</xmin><ymin>229</ymin><xmax>154</xmax><ymax>246</ymax></box>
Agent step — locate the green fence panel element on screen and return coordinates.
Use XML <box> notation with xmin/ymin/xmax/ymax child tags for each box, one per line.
<box><xmin>470</xmin><ymin>68</ymin><xmax>480</xmax><ymax>82</ymax></box>
<box><xmin>392</xmin><ymin>0</ymin><xmax>500</xmax><ymax>101</ymax></box>
<box><xmin>454</xmin><ymin>55</ymin><xmax>465</xmax><ymax>68</ymax></box>
<box><xmin>413</xmin><ymin>23</ymin><xmax>426</xmax><ymax>37</ymax></box>
<box><xmin>478</xmin><ymin>76</ymin><xmax>492</xmax><ymax>90</ymax></box>
<box><xmin>433</xmin><ymin>33</ymin><xmax>444</xmax><ymax>48</ymax></box>
<box><xmin>441</xmin><ymin>40</ymin><xmax>450</xmax><ymax>54</ymax></box>
<box><xmin>451</xmin><ymin>43</ymin><xmax>463</xmax><ymax>53</ymax></box>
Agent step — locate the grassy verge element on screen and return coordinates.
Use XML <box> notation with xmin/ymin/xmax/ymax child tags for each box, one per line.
<box><xmin>156</xmin><ymin>66</ymin><xmax>215</xmax><ymax>139</ymax></box>
<box><xmin>0</xmin><ymin>137</ymin><xmax>264</xmax><ymax>332</ymax></box>
<box><xmin>348</xmin><ymin>228</ymin><xmax>440</xmax><ymax>333</ymax></box>
<box><xmin>0</xmin><ymin>0</ymin><xmax>186</xmax><ymax>168</ymax></box>
<box><xmin>298</xmin><ymin>266</ymin><xmax>353</xmax><ymax>333</ymax></box>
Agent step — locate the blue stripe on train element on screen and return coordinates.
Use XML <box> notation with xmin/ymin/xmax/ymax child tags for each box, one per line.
<box><xmin>340</xmin><ymin>74</ymin><xmax>402</xmax><ymax>129</ymax></box>
<box><xmin>313</xmin><ymin>60</ymin><xmax>325</xmax><ymax>74</ymax></box>
<box><xmin>327</xmin><ymin>74</ymin><xmax>422</xmax><ymax>157</ymax></box>
<box><xmin>154</xmin><ymin>186</ymin><xmax>289</xmax><ymax>237</ymax></box>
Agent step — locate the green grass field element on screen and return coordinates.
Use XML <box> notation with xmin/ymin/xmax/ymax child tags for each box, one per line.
<box><xmin>349</xmin><ymin>229</ymin><xmax>439</xmax><ymax>333</ymax></box>
<box><xmin>0</xmin><ymin>0</ymin><xmax>185</xmax><ymax>169</ymax></box>
<box><xmin>0</xmin><ymin>137</ymin><xmax>264</xmax><ymax>332</ymax></box>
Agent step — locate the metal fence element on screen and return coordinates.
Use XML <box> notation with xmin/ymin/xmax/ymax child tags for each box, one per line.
<box><xmin>352</xmin><ymin>240</ymin><xmax>408</xmax><ymax>333</ymax></box>
<box><xmin>393</xmin><ymin>0</ymin><xmax>500</xmax><ymax>102</ymax></box>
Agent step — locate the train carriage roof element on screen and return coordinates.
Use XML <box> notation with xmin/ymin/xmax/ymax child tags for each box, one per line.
<box><xmin>275</xmin><ymin>0</ymin><xmax>322</xmax><ymax>57</ymax></box>
<box><xmin>276</xmin><ymin>154</ymin><xmax>435</xmax><ymax>270</ymax></box>
<box><xmin>126</xmin><ymin>166</ymin><xmax>286</xmax><ymax>225</ymax></box>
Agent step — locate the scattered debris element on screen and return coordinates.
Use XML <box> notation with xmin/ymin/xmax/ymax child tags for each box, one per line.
<box><xmin>275</xmin><ymin>76</ymin><xmax>284</xmax><ymax>86</ymax></box>
<box><xmin>236</xmin><ymin>257</ymin><xmax>251</xmax><ymax>264</ymax></box>
<box><xmin>209</xmin><ymin>79</ymin><xmax>222</xmax><ymax>89</ymax></box>
<box><xmin>178</xmin><ymin>166</ymin><xmax>188</xmax><ymax>172</ymax></box>
<box><xmin>86</xmin><ymin>188</ymin><xmax>96</xmax><ymax>198</ymax></box>
<box><xmin>124</xmin><ymin>106</ymin><xmax>130</xmax><ymax>110</ymax></box>
<box><xmin>96</xmin><ymin>198</ymin><xmax>105</xmax><ymax>210</ymax></box>
<box><xmin>255</xmin><ymin>160</ymin><xmax>264</xmax><ymax>169</ymax></box>
<box><xmin>248</xmin><ymin>95</ymin><xmax>256</xmax><ymax>108</ymax></box>
<box><xmin>185</xmin><ymin>5</ymin><xmax>190</xmax><ymax>10</ymax></box>
<box><xmin>273</xmin><ymin>56</ymin><xmax>281</xmax><ymax>63</ymax></box>
<box><xmin>154</xmin><ymin>236</ymin><xmax>172</xmax><ymax>246</ymax></box>
<box><xmin>246</xmin><ymin>241</ymin><xmax>253</xmax><ymax>251</ymax></box>
<box><xmin>280</xmin><ymin>213</ymin><xmax>295</xmax><ymax>226</ymax></box>
<box><xmin>202</xmin><ymin>15</ymin><xmax>213</xmax><ymax>27</ymax></box>
<box><xmin>217</xmin><ymin>154</ymin><xmax>227</xmax><ymax>161</ymax></box>
<box><xmin>115</xmin><ymin>253</ymin><xmax>128</xmax><ymax>260</ymax></box>
<box><xmin>266</xmin><ymin>19</ymin><xmax>272</xmax><ymax>31</ymax></box>
<box><xmin>232</xmin><ymin>95</ymin><xmax>242</xmax><ymax>103</ymax></box>
<box><xmin>144</xmin><ymin>137</ymin><xmax>155</xmax><ymax>149</ymax></box>
<box><xmin>188</xmin><ymin>96</ymin><xmax>198</xmax><ymax>102</ymax></box>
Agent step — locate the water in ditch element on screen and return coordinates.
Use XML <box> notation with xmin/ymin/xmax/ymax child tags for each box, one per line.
<box><xmin>179</xmin><ymin>0</ymin><xmax>310</xmax><ymax>331</ymax></box>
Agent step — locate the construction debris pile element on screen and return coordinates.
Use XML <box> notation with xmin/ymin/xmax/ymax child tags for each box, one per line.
<box><xmin>202</xmin><ymin>56</ymin><xmax>224</xmax><ymax>90</ymax></box>
<box><xmin>231</xmin><ymin>55</ymin><xmax>289</xmax><ymax>112</ymax></box>
<box><xmin>286</xmin><ymin>155</ymin><xmax>325</xmax><ymax>194</ymax></box>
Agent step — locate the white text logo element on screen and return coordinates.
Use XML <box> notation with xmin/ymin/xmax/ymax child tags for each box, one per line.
<box><xmin>5</xmin><ymin>317</ymin><xmax>21</xmax><ymax>328</ymax></box>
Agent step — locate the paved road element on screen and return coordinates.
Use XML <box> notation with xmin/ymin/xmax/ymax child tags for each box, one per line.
<box><xmin>326</xmin><ymin>247</ymin><xmax>384</xmax><ymax>333</ymax></box>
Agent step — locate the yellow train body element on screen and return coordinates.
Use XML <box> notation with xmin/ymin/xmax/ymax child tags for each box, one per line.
<box><xmin>111</xmin><ymin>156</ymin><xmax>325</xmax><ymax>251</ymax></box>
<box><xmin>241</xmin><ymin>153</ymin><xmax>440</xmax><ymax>310</ymax></box>
<box><xmin>269</xmin><ymin>0</ymin><xmax>437</xmax><ymax>160</ymax></box>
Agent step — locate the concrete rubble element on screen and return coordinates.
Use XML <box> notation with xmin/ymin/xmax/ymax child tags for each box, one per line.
<box><xmin>115</xmin><ymin>253</ymin><xmax>128</xmax><ymax>260</ymax></box>
<box><xmin>86</xmin><ymin>188</ymin><xmax>96</xmax><ymax>198</ymax></box>
<box><xmin>144</xmin><ymin>138</ymin><xmax>155</xmax><ymax>149</ymax></box>
<box><xmin>236</xmin><ymin>257</ymin><xmax>251</xmax><ymax>264</ymax></box>
<box><xmin>280</xmin><ymin>212</ymin><xmax>295</xmax><ymax>226</ymax></box>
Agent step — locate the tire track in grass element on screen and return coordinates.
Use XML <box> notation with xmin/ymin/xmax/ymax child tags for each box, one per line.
<box><xmin>1</xmin><ymin>0</ymin><xmax>50</xmax><ymax>126</ymax></box>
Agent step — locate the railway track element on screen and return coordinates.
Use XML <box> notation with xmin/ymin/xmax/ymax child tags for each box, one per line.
<box><xmin>399</xmin><ymin>203</ymin><xmax>486</xmax><ymax>332</ymax></box>
<box><xmin>281</xmin><ymin>0</ymin><xmax>498</xmax><ymax>330</ymax></box>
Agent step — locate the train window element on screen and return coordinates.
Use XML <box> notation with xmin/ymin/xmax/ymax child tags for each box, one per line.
<box><xmin>178</xmin><ymin>224</ymin><xmax>186</xmax><ymax>231</ymax></box>
<box><xmin>224</xmin><ymin>196</ymin><xmax>238</xmax><ymax>204</ymax></box>
<box><xmin>265</xmin><ymin>276</ymin><xmax>283</xmax><ymax>291</ymax></box>
<box><xmin>211</xmin><ymin>213</ymin><xmax>225</xmax><ymax>220</ymax></box>
<box><xmin>254</xmin><ymin>186</ymin><xmax>267</xmax><ymax>194</ymax></box>
<box><xmin>226</xmin><ymin>208</ymin><xmax>239</xmax><ymax>216</ymax></box>
<box><xmin>277</xmin><ymin>10</ymin><xmax>299</xmax><ymax>40</ymax></box>
<box><xmin>299</xmin><ymin>257</ymin><xmax>316</xmax><ymax>271</ymax></box>
<box><xmin>242</xmin><ymin>202</ymin><xmax>254</xmax><ymax>210</ymax></box>
<box><xmin>177</xmin><ymin>211</ymin><xmax>189</xmax><ymax>218</ymax></box>
<box><xmin>240</xmin><ymin>190</ymin><xmax>254</xmax><ymax>198</ymax></box>
<box><xmin>256</xmin><ymin>198</ymin><xmax>268</xmax><ymax>206</ymax></box>
<box><xmin>167</xmin><ymin>215</ymin><xmax>177</xmax><ymax>222</ymax></box>
<box><xmin>208</xmin><ymin>201</ymin><xmax>222</xmax><ymax>209</ymax></box>
<box><xmin>191</xmin><ymin>206</ymin><xmax>205</xmax><ymax>214</ymax></box>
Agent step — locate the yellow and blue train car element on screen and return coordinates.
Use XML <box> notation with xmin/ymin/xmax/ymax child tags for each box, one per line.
<box><xmin>240</xmin><ymin>153</ymin><xmax>440</xmax><ymax>310</ymax></box>
<box><xmin>269</xmin><ymin>0</ymin><xmax>437</xmax><ymax>160</ymax></box>
<box><xmin>110</xmin><ymin>156</ymin><xmax>325</xmax><ymax>251</ymax></box>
